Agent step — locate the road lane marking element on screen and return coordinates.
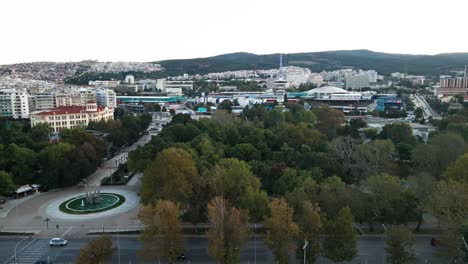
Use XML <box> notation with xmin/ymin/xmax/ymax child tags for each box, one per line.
<box><xmin>2</xmin><ymin>238</ymin><xmax>36</xmax><ymax>264</ymax></box>
<box><xmin>61</xmin><ymin>227</ymin><xmax>73</xmax><ymax>238</ymax></box>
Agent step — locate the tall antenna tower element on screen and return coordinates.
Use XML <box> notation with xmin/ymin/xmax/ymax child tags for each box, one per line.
<box><xmin>278</xmin><ymin>53</ymin><xmax>284</xmax><ymax>80</ymax></box>
<box><xmin>465</xmin><ymin>65</ymin><xmax>467</xmax><ymax>78</ymax></box>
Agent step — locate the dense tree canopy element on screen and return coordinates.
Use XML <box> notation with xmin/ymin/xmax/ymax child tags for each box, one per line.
<box><xmin>126</xmin><ymin>103</ymin><xmax>468</xmax><ymax>262</ymax></box>
<box><xmin>141</xmin><ymin>147</ymin><xmax>199</xmax><ymax>205</ymax></box>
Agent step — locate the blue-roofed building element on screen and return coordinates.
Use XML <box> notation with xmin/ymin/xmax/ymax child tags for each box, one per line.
<box><xmin>197</xmin><ymin>107</ymin><xmax>207</xmax><ymax>113</ymax></box>
<box><xmin>116</xmin><ymin>95</ymin><xmax>186</xmax><ymax>104</ymax></box>
<box><xmin>373</xmin><ymin>94</ymin><xmax>402</xmax><ymax>112</ymax></box>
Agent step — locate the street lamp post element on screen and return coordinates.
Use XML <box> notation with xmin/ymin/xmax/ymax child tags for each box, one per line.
<box><xmin>117</xmin><ymin>226</ymin><xmax>121</xmax><ymax>264</ymax></box>
<box><xmin>43</xmin><ymin>218</ymin><xmax>50</xmax><ymax>230</ymax></box>
<box><xmin>461</xmin><ymin>235</ymin><xmax>468</xmax><ymax>251</ymax></box>
<box><xmin>303</xmin><ymin>239</ymin><xmax>309</xmax><ymax>264</ymax></box>
<box><xmin>382</xmin><ymin>224</ymin><xmax>387</xmax><ymax>236</ymax></box>
<box><xmin>254</xmin><ymin>223</ymin><xmax>257</xmax><ymax>264</ymax></box>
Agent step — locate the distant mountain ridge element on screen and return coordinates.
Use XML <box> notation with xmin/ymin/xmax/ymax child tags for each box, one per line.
<box><xmin>156</xmin><ymin>49</ymin><xmax>468</xmax><ymax>76</ymax></box>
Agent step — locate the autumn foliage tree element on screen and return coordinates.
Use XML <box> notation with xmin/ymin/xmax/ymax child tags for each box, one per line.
<box><xmin>206</xmin><ymin>196</ymin><xmax>250</xmax><ymax>264</ymax></box>
<box><xmin>264</xmin><ymin>198</ymin><xmax>299</xmax><ymax>264</ymax></box>
<box><xmin>138</xmin><ymin>200</ymin><xmax>184</xmax><ymax>263</ymax></box>
<box><xmin>141</xmin><ymin>147</ymin><xmax>199</xmax><ymax>205</ymax></box>
<box><xmin>76</xmin><ymin>235</ymin><xmax>113</xmax><ymax>264</ymax></box>
<box><xmin>296</xmin><ymin>201</ymin><xmax>321</xmax><ymax>264</ymax></box>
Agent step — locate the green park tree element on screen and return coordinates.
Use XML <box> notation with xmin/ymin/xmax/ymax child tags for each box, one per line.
<box><xmin>312</xmin><ymin>104</ymin><xmax>345</xmax><ymax>139</ymax></box>
<box><xmin>218</xmin><ymin>100</ymin><xmax>233</xmax><ymax>113</ymax></box>
<box><xmin>322</xmin><ymin>206</ymin><xmax>357</xmax><ymax>263</ymax></box>
<box><xmin>407</xmin><ymin>173</ymin><xmax>436</xmax><ymax>231</ymax></box>
<box><xmin>365</xmin><ymin>174</ymin><xmax>417</xmax><ymax>225</ymax></box>
<box><xmin>352</xmin><ymin>139</ymin><xmax>396</xmax><ymax>182</ymax></box>
<box><xmin>414</xmin><ymin>107</ymin><xmax>423</xmax><ymax>119</ymax></box>
<box><xmin>379</xmin><ymin>123</ymin><xmax>414</xmax><ymax>144</ymax></box>
<box><xmin>207</xmin><ymin>158</ymin><xmax>268</xmax><ymax>221</ymax></box>
<box><xmin>443</xmin><ymin>153</ymin><xmax>468</xmax><ymax>183</ymax></box>
<box><xmin>385</xmin><ymin>225</ymin><xmax>416</xmax><ymax>264</ymax></box>
<box><xmin>318</xmin><ymin>176</ymin><xmax>348</xmax><ymax>218</ymax></box>
<box><xmin>0</xmin><ymin>171</ymin><xmax>16</xmax><ymax>196</ymax></box>
<box><xmin>427</xmin><ymin>180</ymin><xmax>468</xmax><ymax>226</ymax></box>
<box><xmin>412</xmin><ymin>133</ymin><xmax>467</xmax><ymax>178</ymax></box>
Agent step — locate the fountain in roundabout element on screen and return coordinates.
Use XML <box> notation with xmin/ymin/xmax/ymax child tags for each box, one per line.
<box><xmin>58</xmin><ymin>180</ymin><xmax>126</xmax><ymax>215</ymax></box>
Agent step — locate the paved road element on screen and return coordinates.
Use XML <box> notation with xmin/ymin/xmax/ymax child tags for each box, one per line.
<box><xmin>0</xmin><ymin>236</ymin><xmax>447</xmax><ymax>264</ymax></box>
<box><xmin>412</xmin><ymin>94</ymin><xmax>438</xmax><ymax>118</ymax></box>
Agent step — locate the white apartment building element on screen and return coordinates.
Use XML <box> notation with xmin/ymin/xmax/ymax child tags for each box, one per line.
<box><xmin>55</xmin><ymin>92</ymin><xmax>82</xmax><ymax>107</ymax></box>
<box><xmin>55</xmin><ymin>89</ymin><xmax>96</xmax><ymax>107</ymax></box>
<box><xmin>283</xmin><ymin>66</ymin><xmax>311</xmax><ymax>86</ymax></box>
<box><xmin>79</xmin><ymin>88</ymin><xmax>96</xmax><ymax>104</ymax></box>
<box><xmin>88</xmin><ymin>80</ymin><xmax>121</xmax><ymax>87</ymax></box>
<box><xmin>345</xmin><ymin>74</ymin><xmax>370</xmax><ymax>90</ymax></box>
<box><xmin>156</xmin><ymin>79</ymin><xmax>193</xmax><ymax>93</ymax></box>
<box><xmin>164</xmin><ymin>87</ymin><xmax>183</xmax><ymax>96</ymax></box>
<box><xmin>0</xmin><ymin>89</ymin><xmax>29</xmax><ymax>119</ymax></box>
<box><xmin>96</xmin><ymin>89</ymin><xmax>117</xmax><ymax>108</ymax></box>
<box><xmin>33</xmin><ymin>92</ymin><xmax>55</xmax><ymax>110</ymax></box>
<box><xmin>367</xmin><ymin>70</ymin><xmax>378</xmax><ymax>83</ymax></box>
<box><xmin>309</xmin><ymin>74</ymin><xmax>324</xmax><ymax>87</ymax></box>
<box><xmin>30</xmin><ymin>101</ymin><xmax>114</xmax><ymax>132</ymax></box>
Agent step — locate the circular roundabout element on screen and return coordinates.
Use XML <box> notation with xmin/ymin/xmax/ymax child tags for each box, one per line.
<box><xmin>42</xmin><ymin>189</ymin><xmax>139</xmax><ymax>221</ymax></box>
<box><xmin>59</xmin><ymin>193</ymin><xmax>126</xmax><ymax>214</ymax></box>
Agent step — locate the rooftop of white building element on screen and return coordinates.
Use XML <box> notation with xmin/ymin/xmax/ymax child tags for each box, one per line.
<box><xmin>307</xmin><ymin>86</ymin><xmax>349</xmax><ymax>94</ymax></box>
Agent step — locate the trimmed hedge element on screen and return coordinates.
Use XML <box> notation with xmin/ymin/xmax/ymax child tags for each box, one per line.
<box><xmin>58</xmin><ymin>193</ymin><xmax>126</xmax><ymax>215</ymax></box>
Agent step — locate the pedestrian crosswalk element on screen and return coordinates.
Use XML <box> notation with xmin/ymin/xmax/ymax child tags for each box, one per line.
<box><xmin>11</xmin><ymin>239</ymin><xmax>48</xmax><ymax>264</ymax></box>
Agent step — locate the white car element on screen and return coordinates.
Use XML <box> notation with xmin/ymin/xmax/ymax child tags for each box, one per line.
<box><xmin>49</xmin><ymin>238</ymin><xmax>68</xmax><ymax>246</ymax></box>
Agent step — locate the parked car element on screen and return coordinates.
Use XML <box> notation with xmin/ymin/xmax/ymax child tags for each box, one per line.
<box><xmin>49</xmin><ymin>238</ymin><xmax>68</xmax><ymax>246</ymax></box>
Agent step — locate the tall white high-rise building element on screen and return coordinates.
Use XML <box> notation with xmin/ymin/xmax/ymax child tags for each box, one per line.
<box><xmin>96</xmin><ymin>89</ymin><xmax>117</xmax><ymax>108</ymax></box>
<box><xmin>0</xmin><ymin>89</ymin><xmax>29</xmax><ymax>119</ymax></box>
<box><xmin>367</xmin><ymin>70</ymin><xmax>378</xmax><ymax>83</ymax></box>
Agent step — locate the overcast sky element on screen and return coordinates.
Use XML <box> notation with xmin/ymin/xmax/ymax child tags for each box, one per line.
<box><xmin>1</xmin><ymin>0</ymin><xmax>467</xmax><ymax>64</ymax></box>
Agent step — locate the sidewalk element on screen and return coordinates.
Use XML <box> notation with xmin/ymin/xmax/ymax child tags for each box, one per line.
<box><xmin>85</xmin><ymin>134</ymin><xmax>150</xmax><ymax>186</ymax></box>
<box><xmin>0</xmin><ymin>192</ymin><xmax>43</xmax><ymax>219</ymax></box>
